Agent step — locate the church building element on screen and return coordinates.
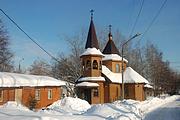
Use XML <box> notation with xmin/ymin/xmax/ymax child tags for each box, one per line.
<box><xmin>75</xmin><ymin>12</ymin><xmax>149</xmax><ymax>104</ymax></box>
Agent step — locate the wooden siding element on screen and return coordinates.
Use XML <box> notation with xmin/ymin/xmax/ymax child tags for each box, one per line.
<box><xmin>104</xmin><ymin>82</ymin><xmax>109</xmax><ymax>103</ymax></box>
<box><xmin>109</xmin><ymin>83</ymin><xmax>121</xmax><ymax>102</ymax></box>
<box><xmin>86</xmin><ymin>81</ymin><xmax>104</xmax><ymax>104</ymax></box>
<box><xmin>124</xmin><ymin>83</ymin><xmax>145</xmax><ymax>101</ymax></box>
<box><xmin>76</xmin><ymin>81</ymin><xmax>104</xmax><ymax>104</ymax></box>
<box><xmin>103</xmin><ymin>60</ymin><xmax>127</xmax><ymax>73</ymax></box>
<box><xmin>81</xmin><ymin>55</ymin><xmax>102</xmax><ymax>77</ymax></box>
<box><xmin>0</xmin><ymin>86</ymin><xmax>62</xmax><ymax>109</ymax></box>
<box><xmin>0</xmin><ymin>88</ymin><xmax>15</xmax><ymax>105</ymax></box>
<box><xmin>124</xmin><ymin>84</ymin><xmax>135</xmax><ymax>99</ymax></box>
<box><xmin>22</xmin><ymin>87</ymin><xmax>61</xmax><ymax>109</ymax></box>
<box><xmin>134</xmin><ymin>84</ymin><xmax>145</xmax><ymax>101</ymax></box>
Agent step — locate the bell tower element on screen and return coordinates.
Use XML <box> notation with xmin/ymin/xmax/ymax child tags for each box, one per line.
<box><xmin>102</xmin><ymin>25</ymin><xmax>128</xmax><ymax>73</ymax></box>
<box><xmin>80</xmin><ymin>10</ymin><xmax>103</xmax><ymax>77</ymax></box>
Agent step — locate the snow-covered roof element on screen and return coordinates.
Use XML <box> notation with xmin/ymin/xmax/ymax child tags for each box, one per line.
<box><xmin>102</xmin><ymin>65</ymin><xmax>149</xmax><ymax>84</ymax></box>
<box><xmin>0</xmin><ymin>72</ymin><xmax>66</xmax><ymax>87</ymax></box>
<box><xmin>124</xmin><ymin>67</ymin><xmax>149</xmax><ymax>84</ymax></box>
<box><xmin>77</xmin><ymin>76</ymin><xmax>105</xmax><ymax>82</ymax></box>
<box><xmin>102</xmin><ymin>65</ymin><xmax>121</xmax><ymax>83</ymax></box>
<box><xmin>102</xmin><ymin>54</ymin><xmax>128</xmax><ymax>63</ymax></box>
<box><xmin>76</xmin><ymin>82</ymin><xmax>99</xmax><ymax>87</ymax></box>
<box><xmin>144</xmin><ymin>84</ymin><xmax>153</xmax><ymax>89</ymax></box>
<box><xmin>80</xmin><ymin>48</ymin><xmax>103</xmax><ymax>57</ymax></box>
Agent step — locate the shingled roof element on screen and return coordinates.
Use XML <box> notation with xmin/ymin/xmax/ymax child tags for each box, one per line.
<box><xmin>102</xmin><ymin>33</ymin><xmax>120</xmax><ymax>55</ymax></box>
<box><xmin>85</xmin><ymin>19</ymin><xmax>99</xmax><ymax>49</ymax></box>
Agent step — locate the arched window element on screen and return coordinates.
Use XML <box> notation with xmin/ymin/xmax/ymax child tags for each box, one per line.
<box><xmin>115</xmin><ymin>64</ymin><xmax>120</xmax><ymax>73</ymax></box>
<box><xmin>99</xmin><ymin>61</ymin><xmax>102</xmax><ymax>70</ymax></box>
<box><xmin>86</xmin><ymin>60</ymin><xmax>91</xmax><ymax>69</ymax></box>
<box><xmin>82</xmin><ymin>60</ymin><xmax>85</xmax><ymax>66</ymax></box>
<box><xmin>93</xmin><ymin>60</ymin><xmax>98</xmax><ymax>69</ymax></box>
<box><xmin>82</xmin><ymin>61</ymin><xmax>85</xmax><ymax>71</ymax></box>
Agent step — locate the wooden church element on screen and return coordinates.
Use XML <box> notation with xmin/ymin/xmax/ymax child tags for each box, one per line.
<box><xmin>75</xmin><ymin>13</ymin><xmax>149</xmax><ymax>104</ymax></box>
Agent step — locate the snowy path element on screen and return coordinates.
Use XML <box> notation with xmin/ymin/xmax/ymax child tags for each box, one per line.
<box><xmin>143</xmin><ymin>98</ymin><xmax>180</xmax><ymax>120</ymax></box>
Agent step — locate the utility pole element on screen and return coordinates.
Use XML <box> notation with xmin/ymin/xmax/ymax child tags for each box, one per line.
<box><xmin>18</xmin><ymin>58</ymin><xmax>24</xmax><ymax>73</ymax></box>
<box><xmin>121</xmin><ymin>33</ymin><xmax>141</xmax><ymax>100</ymax></box>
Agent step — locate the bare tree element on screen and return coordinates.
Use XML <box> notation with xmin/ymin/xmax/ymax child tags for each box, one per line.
<box><xmin>29</xmin><ymin>59</ymin><xmax>51</xmax><ymax>76</ymax></box>
<box><xmin>51</xmin><ymin>32</ymin><xmax>86</xmax><ymax>83</ymax></box>
<box><xmin>0</xmin><ymin>19</ymin><xmax>14</xmax><ymax>72</ymax></box>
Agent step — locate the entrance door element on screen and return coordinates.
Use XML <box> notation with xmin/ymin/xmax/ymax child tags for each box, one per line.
<box><xmin>104</xmin><ymin>83</ymin><xmax>109</xmax><ymax>103</ymax></box>
<box><xmin>84</xmin><ymin>89</ymin><xmax>91</xmax><ymax>104</ymax></box>
<box><xmin>15</xmin><ymin>88</ymin><xmax>22</xmax><ymax>104</ymax></box>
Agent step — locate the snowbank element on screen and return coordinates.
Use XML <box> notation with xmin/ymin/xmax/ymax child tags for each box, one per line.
<box><xmin>47</xmin><ymin>97</ymin><xmax>91</xmax><ymax>114</ymax></box>
<box><xmin>139</xmin><ymin>95</ymin><xmax>180</xmax><ymax>115</ymax></box>
<box><xmin>84</xmin><ymin>95</ymin><xmax>180</xmax><ymax>120</ymax></box>
<box><xmin>0</xmin><ymin>95</ymin><xmax>179</xmax><ymax>120</ymax></box>
<box><xmin>84</xmin><ymin>100</ymin><xmax>142</xmax><ymax>120</ymax></box>
<box><xmin>1</xmin><ymin>101</ymin><xmax>29</xmax><ymax>111</ymax></box>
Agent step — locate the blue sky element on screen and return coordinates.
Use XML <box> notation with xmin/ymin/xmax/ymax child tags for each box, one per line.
<box><xmin>0</xmin><ymin>0</ymin><xmax>180</xmax><ymax>71</ymax></box>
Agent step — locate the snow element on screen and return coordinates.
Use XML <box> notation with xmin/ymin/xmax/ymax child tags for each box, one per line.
<box><xmin>77</xmin><ymin>76</ymin><xmax>105</xmax><ymax>82</ymax></box>
<box><xmin>84</xmin><ymin>100</ymin><xmax>141</xmax><ymax>120</ymax></box>
<box><xmin>124</xmin><ymin>67</ymin><xmax>149</xmax><ymax>84</ymax></box>
<box><xmin>143</xmin><ymin>97</ymin><xmax>180</xmax><ymax>120</ymax></box>
<box><xmin>1</xmin><ymin>101</ymin><xmax>29</xmax><ymax>111</ymax></box>
<box><xmin>102</xmin><ymin>65</ymin><xmax>149</xmax><ymax>84</ymax></box>
<box><xmin>0</xmin><ymin>72</ymin><xmax>66</xmax><ymax>87</ymax></box>
<box><xmin>46</xmin><ymin>97</ymin><xmax>91</xmax><ymax>114</ymax></box>
<box><xmin>80</xmin><ymin>48</ymin><xmax>103</xmax><ymax>56</ymax></box>
<box><xmin>102</xmin><ymin>65</ymin><xmax>122</xmax><ymax>83</ymax></box>
<box><xmin>139</xmin><ymin>95</ymin><xmax>180</xmax><ymax>115</ymax></box>
<box><xmin>102</xmin><ymin>54</ymin><xmax>128</xmax><ymax>63</ymax></box>
<box><xmin>76</xmin><ymin>82</ymin><xmax>99</xmax><ymax>87</ymax></box>
<box><xmin>0</xmin><ymin>95</ymin><xmax>179</xmax><ymax>120</ymax></box>
<box><xmin>144</xmin><ymin>84</ymin><xmax>153</xmax><ymax>89</ymax></box>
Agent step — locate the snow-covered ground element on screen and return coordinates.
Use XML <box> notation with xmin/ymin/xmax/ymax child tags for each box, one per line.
<box><xmin>0</xmin><ymin>95</ymin><xmax>179</xmax><ymax>120</ymax></box>
<box><xmin>144</xmin><ymin>98</ymin><xmax>180</xmax><ymax>120</ymax></box>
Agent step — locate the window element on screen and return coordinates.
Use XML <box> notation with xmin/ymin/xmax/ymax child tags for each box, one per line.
<box><xmin>93</xmin><ymin>88</ymin><xmax>99</xmax><ymax>97</ymax></box>
<box><xmin>82</xmin><ymin>61</ymin><xmax>85</xmax><ymax>71</ymax></box>
<box><xmin>0</xmin><ymin>90</ymin><xmax>3</xmax><ymax>102</ymax></box>
<box><xmin>115</xmin><ymin>64</ymin><xmax>120</xmax><ymax>73</ymax></box>
<box><xmin>93</xmin><ymin>60</ymin><xmax>98</xmax><ymax>69</ymax></box>
<box><xmin>35</xmin><ymin>89</ymin><xmax>40</xmax><ymax>100</ymax></box>
<box><xmin>86</xmin><ymin>60</ymin><xmax>91</xmax><ymax>69</ymax></box>
<box><xmin>99</xmin><ymin>61</ymin><xmax>102</xmax><ymax>70</ymax></box>
<box><xmin>48</xmin><ymin>89</ymin><xmax>52</xmax><ymax>99</ymax></box>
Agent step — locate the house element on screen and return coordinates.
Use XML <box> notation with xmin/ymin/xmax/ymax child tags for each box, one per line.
<box><xmin>0</xmin><ymin>72</ymin><xmax>66</xmax><ymax>109</ymax></box>
<box><xmin>75</xmin><ymin>13</ymin><xmax>149</xmax><ymax>104</ymax></box>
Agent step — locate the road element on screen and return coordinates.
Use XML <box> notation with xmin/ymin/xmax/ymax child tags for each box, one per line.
<box><xmin>143</xmin><ymin>98</ymin><xmax>180</xmax><ymax>120</ymax></box>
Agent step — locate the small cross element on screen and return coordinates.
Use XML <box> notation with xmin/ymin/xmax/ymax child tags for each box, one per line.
<box><xmin>90</xmin><ymin>9</ymin><xmax>94</xmax><ymax>20</ymax></box>
<box><xmin>109</xmin><ymin>25</ymin><xmax>112</xmax><ymax>33</ymax></box>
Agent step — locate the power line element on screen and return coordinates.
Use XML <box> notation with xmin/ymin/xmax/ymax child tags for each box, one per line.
<box><xmin>129</xmin><ymin>0</ymin><xmax>145</xmax><ymax>37</ymax></box>
<box><xmin>0</xmin><ymin>8</ymin><xmax>60</xmax><ymax>63</ymax></box>
<box><xmin>140</xmin><ymin>0</ymin><xmax>168</xmax><ymax>41</ymax></box>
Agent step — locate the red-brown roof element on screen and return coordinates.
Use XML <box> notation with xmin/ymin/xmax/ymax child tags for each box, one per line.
<box><xmin>102</xmin><ymin>33</ymin><xmax>120</xmax><ymax>55</ymax></box>
<box><xmin>85</xmin><ymin>20</ymin><xmax>99</xmax><ymax>49</ymax></box>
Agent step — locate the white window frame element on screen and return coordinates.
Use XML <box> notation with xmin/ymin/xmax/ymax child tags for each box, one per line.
<box><xmin>48</xmin><ymin>89</ymin><xmax>52</xmax><ymax>100</ymax></box>
<box><xmin>35</xmin><ymin>89</ymin><xmax>41</xmax><ymax>100</ymax></box>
